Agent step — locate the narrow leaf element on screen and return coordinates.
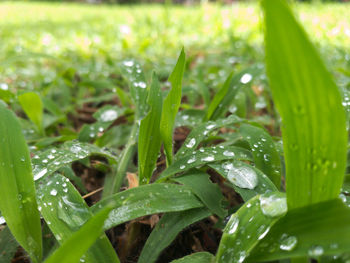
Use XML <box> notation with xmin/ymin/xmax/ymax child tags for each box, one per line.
<box><xmin>262</xmin><ymin>0</ymin><xmax>347</xmax><ymax>208</ymax></box>
<box><xmin>160</xmin><ymin>48</ymin><xmax>186</xmax><ymax>165</ymax></box>
<box><xmin>0</xmin><ymin>105</ymin><xmax>42</xmax><ymax>262</ymax></box>
<box><xmin>170</xmin><ymin>252</ymin><xmax>215</xmax><ymax>263</ymax></box>
<box><xmin>18</xmin><ymin>92</ymin><xmax>44</xmax><ymax>134</ymax></box>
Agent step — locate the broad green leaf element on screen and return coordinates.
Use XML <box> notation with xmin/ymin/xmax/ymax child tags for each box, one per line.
<box><xmin>44</xmin><ymin>205</ymin><xmax>114</xmax><ymax>263</ymax></box>
<box><xmin>36</xmin><ymin>173</ymin><xmax>120</xmax><ymax>263</ymax></box>
<box><xmin>91</xmin><ymin>183</ymin><xmax>204</xmax><ymax>230</ymax></box>
<box><xmin>173</xmin><ymin>171</ymin><xmax>226</xmax><ymax>218</ymax></box>
<box><xmin>170</xmin><ymin>252</ymin><xmax>215</xmax><ymax>263</ymax></box>
<box><xmin>0</xmin><ymin>105</ymin><xmax>42</xmax><ymax>263</ymax></box>
<box><xmin>239</xmin><ymin>124</ymin><xmax>281</xmax><ymax>188</ymax></box>
<box><xmin>216</xmin><ymin>192</ymin><xmax>287</xmax><ymax>263</ymax></box>
<box><xmin>209</xmin><ymin>160</ymin><xmax>277</xmax><ymax>201</ymax></box>
<box><xmin>160</xmin><ymin>48</ymin><xmax>186</xmax><ymax>165</ymax></box>
<box><xmin>175</xmin><ymin>115</ymin><xmax>241</xmax><ymax>159</ymax></box>
<box><xmin>32</xmin><ymin>141</ymin><xmax>117</xmax><ymax>182</ymax></box>
<box><xmin>263</xmin><ymin>0</ymin><xmax>347</xmax><ymax>208</ymax></box>
<box><xmin>0</xmin><ymin>227</ymin><xmax>19</xmax><ymax>263</ymax></box>
<box><xmin>120</xmin><ymin>59</ymin><xmax>148</xmax><ymax>120</ymax></box>
<box><xmin>138</xmin><ymin>72</ymin><xmax>163</xmax><ymax>184</ymax></box>
<box><xmin>157</xmin><ymin>145</ymin><xmax>252</xmax><ymax>182</ymax></box>
<box><xmin>138</xmin><ymin>208</ymin><xmax>211</xmax><ymax>263</ymax></box>
<box><xmin>249</xmin><ymin>198</ymin><xmax>350</xmax><ymax>262</ymax></box>
<box><xmin>18</xmin><ymin>92</ymin><xmax>44</xmax><ymax>134</ymax></box>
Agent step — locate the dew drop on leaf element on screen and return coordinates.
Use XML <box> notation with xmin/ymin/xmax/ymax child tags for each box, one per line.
<box><xmin>279</xmin><ymin>235</ymin><xmax>298</xmax><ymax>251</ymax></box>
<box><xmin>308</xmin><ymin>245</ymin><xmax>324</xmax><ymax>257</ymax></box>
<box><xmin>227</xmin><ymin>165</ymin><xmax>258</xmax><ymax>189</ymax></box>
<box><xmin>185</xmin><ymin>138</ymin><xmax>196</xmax><ymax>148</ymax></box>
<box><xmin>225</xmin><ymin>215</ymin><xmax>239</xmax><ymax>235</ymax></box>
<box><xmin>240</xmin><ymin>73</ymin><xmax>252</xmax><ymax>84</ymax></box>
<box><xmin>223</xmin><ymin>150</ymin><xmax>235</xmax><ymax>157</ymax></box>
<box><xmin>260</xmin><ymin>193</ymin><xmax>287</xmax><ymax>217</ymax></box>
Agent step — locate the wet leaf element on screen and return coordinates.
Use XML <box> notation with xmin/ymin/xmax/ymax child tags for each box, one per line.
<box><xmin>170</xmin><ymin>252</ymin><xmax>215</xmax><ymax>263</ymax></box>
<box><xmin>18</xmin><ymin>92</ymin><xmax>44</xmax><ymax>134</ymax></box>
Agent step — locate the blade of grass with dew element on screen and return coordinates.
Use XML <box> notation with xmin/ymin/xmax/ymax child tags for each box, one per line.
<box><xmin>32</xmin><ymin>141</ymin><xmax>117</xmax><ymax>182</ymax></box>
<box><xmin>206</xmin><ymin>66</ymin><xmax>262</xmax><ymax>121</ymax></box>
<box><xmin>248</xmin><ymin>198</ymin><xmax>350</xmax><ymax>262</ymax></box>
<box><xmin>18</xmin><ymin>92</ymin><xmax>44</xmax><ymax>135</ymax></box>
<box><xmin>0</xmin><ymin>227</ymin><xmax>19</xmax><ymax>263</ymax></box>
<box><xmin>170</xmin><ymin>252</ymin><xmax>215</xmax><ymax>263</ymax></box>
<box><xmin>0</xmin><ymin>105</ymin><xmax>42</xmax><ymax>263</ymax></box>
<box><xmin>44</xmin><ymin>205</ymin><xmax>114</xmax><ymax>263</ymax></box>
<box><xmin>157</xmin><ymin>145</ymin><xmax>252</xmax><ymax>182</ymax></box>
<box><xmin>138</xmin><ymin>72</ymin><xmax>163</xmax><ymax>184</ymax></box>
<box><xmin>138</xmin><ymin>208</ymin><xmax>211</xmax><ymax>263</ymax></box>
<box><xmin>36</xmin><ymin>173</ymin><xmax>120</xmax><ymax>263</ymax></box>
<box><xmin>216</xmin><ymin>192</ymin><xmax>287</xmax><ymax>263</ymax></box>
<box><xmin>175</xmin><ymin>115</ymin><xmax>242</xmax><ymax>159</ymax></box>
<box><xmin>91</xmin><ymin>183</ymin><xmax>204</xmax><ymax>230</ymax></box>
<box><xmin>172</xmin><ymin>171</ymin><xmax>226</xmax><ymax>218</ymax></box>
<box><xmin>262</xmin><ymin>0</ymin><xmax>347</xmax><ymax>208</ymax></box>
<box><xmin>209</xmin><ymin>160</ymin><xmax>277</xmax><ymax>201</ymax></box>
<box><xmin>239</xmin><ymin>123</ymin><xmax>281</xmax><ymax>188</ymax></box>
<box><xmin>160</xmin><ymin>48</ymin><xmax>186</xmax><ymax>165</ymax></box>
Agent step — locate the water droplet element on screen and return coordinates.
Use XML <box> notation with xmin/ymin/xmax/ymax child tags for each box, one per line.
<box><xmin>280</xmin><ymin>236</ymin><xmax>298</xmax><ymax>251</ymax></box>
<box><xmin>227</xmin><ymin>165</ymin><xmax>258</xmax><ymax>189</ymax></box>
<box><xmin>50</xmin><ymin>189</ymin><xmax>58</xmax><ymax>196</ymax></box>
<box><xmin>47</xmin><ymin>154</ymin><xmax>55</xmax><ymax>159</ymax></box>
<box><xmin>308</xmin><ymin>245</ymin><xmax>324</xmax><ymax>257</ymax></box>
<box><xmin>240</xmin><ymin>73</ymin><xmax>252</xmax><ymax>84</ymax></box>
<box><xmin>187</xmin><ymin>157</ymin><xmax>196</xmax><ymax>164</ymax></box>
<box><xmin>185</xmin><ymin>138</ymin><xmax>196</xmax><ymax>148</ymax></box>
<box><xmin>260</xmin><ymin>193</ymin><xmax>287</xmax><ymax>217</ymax></box>
<box><xmin>180</xmin><ymin>165</ymin><xmax>186</xmax><ymax>170</ymax></box>
<box><xmin>258</xmin><ymin>226</ymin><xmax>270</xmax><ymax>240</ymax></box>
<box><xmin>226</xmin><ymin>215</ymin><xmax>239</xmax><ymax>235</ymax></box>
<box><xmin>223</xmin><ymin>150</ymin><xmax>235</xmax><ymax>157</ymax></box>
<box><xmin>100</xmin><ymin>109</ymin><xmax>118</xmax><ymax>122</ymax></box>
<box><xmin>201</xmin><ymin>155</ymin><xmax>215</xmax><ymax>162</ymax></box>
<box><xmin>123</xmin><ymin>60</ymin><xmax>134</xmax><ymax>67</ymax></box>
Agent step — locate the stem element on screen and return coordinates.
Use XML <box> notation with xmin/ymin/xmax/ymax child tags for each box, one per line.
<box><xmin>102</xmin><ymin>123</ymin><xmax>138</xmax><ymax>197</ymax></box>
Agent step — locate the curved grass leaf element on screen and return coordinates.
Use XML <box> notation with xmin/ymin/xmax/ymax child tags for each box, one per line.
<box><xmin>0</xmin><ymin>105</ymin><xmax>42</xmax><ymax>263</ymax></box>
<box><xmin>91</xmin><ymin>183</ymin><xmax>204</xmax><ymax>230</ymax></box>
<box><xmin>18</xmin><ymin>92</ymin><xmax>44</xmax><ymax>134</ymax></box>
<box><xmin>263</xmin><ymin>0</ymin><xmax>347</xmax><ymax>208</ymax></box>
<box><xmin>32</xmin><ymin>141</ymin><xmax>117</xmax><ymax>181</ymax></box>
<box><xmin>216</xmin><ymin>192</ymin><xmax>287</xmax><ymax>263</ymax></box>
<box><xmin>209</xmin><ymin>160</ymin><xmax>277</xmax><ymax>202</ymax></box>
<box><xmin>175</xmin><ymin>115</ymin><xmax>241</xmax><ymax>159</ymax></box>
<box><xmin>239</xmin><ymin>124</ymin><xmax>281</xmax><ymax>188</ymax></box>
<box><xmin>138</xmin><ymin>208</ymin><xmax>211</xmax><ymax>263</ymax></box>
<box><xmin>173</xmin><ymin>171</ymin><xmax>226</xmax><ymax>218</ymax></box>
<box><xmin>44</xmin><ymin>205</ymin><xmax>114</xmax><ymax>263</ymax></box>
<box><xmin>138</xmin><ymin>72</ymin><xmax>163</xmax><ymax>184</ymax></box>
<box><xmin>171</xmin><ymin>252</ymin><xmax>215</xmax><ymax>263</ymax></box>
<box><xmin>160</xmin><ymin>48</ymin><xmax>186</xmax><ymax>165</ymax></box>
<box><xmin>36</xmin><ymin>173</ymin><xmax>119</xmax><ymax>263</ymax></box>
<box><xmin>157</xmin><ymin>146</ymin><xmax>252</xmax><ymax>182</ymax></box>
<box><xmin>249</xmin><ymin>198</ymin><xmax>350</xmax><ymax>262</ymax></box>
<box><xmin>0</xmin><ymin>227</ymin><xmax>19</xmax><ymax>263</ymax></box>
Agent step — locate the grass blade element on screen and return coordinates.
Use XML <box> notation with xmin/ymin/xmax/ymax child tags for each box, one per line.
<box><xmin>37</xmin><ymin>173</ymin><xmax>120</xmax><ymax>263</ymax></box>
<box><xmin>262</xmin><ymin>0</ymin><xmax>347</xmax><ymax>208</ymax></box>
<box><xmin>0</xmin><ymin>105</ymin><xmax>42</xmax><ymax>263</ymax></box>
<box><xmin>216</xmin><ymin>192</ymin><xmax>287</xmax><ymax>263</ymax></box>
<box><xmin>91</xmin><ymin>183</ymin><xmax>204</xmax><ymax>230</ymax></box>
<box><xmin>44</xmin><ymin>205</ymin><xmax>114</xmax><ymax>263</ymax></box>
<box><xmin>138</xmin><ymin>72</ymin><xmax>163</xmax><ymax>184</ymax></box>
<box><xmin>249</xmin><ymin>198</ymin><xmax>350</xmax><ymax>261</ymax></box>
<box><xmin>239</xmin><ymin>123</ymin><xmax>281</xmax><ymax>188</ymax></box>
<box><xmin>138</xmin><ymin>208</ymin><xmax>211</xmax><ymax>263</ymax></box>
<box><xmin>170</xmin><ymin>252</ymin><xmax>215</xmax><ymax>263</ymax></box>
<box><xmin>160</xmin><ymin>48</ymin><xmax>186</xmax><ymax>165</ymax></box>
<box><xmin>18</xmin><ymin>92</ymin><xmax>44</xmax><ymax>135</ymax></box>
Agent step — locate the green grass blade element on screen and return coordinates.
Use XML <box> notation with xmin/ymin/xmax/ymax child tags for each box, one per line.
<box><xmin>216</xmin><ymin>192</ymin><xmax>287</xmax><ymax>263</ymax></box>
<box><xmin>175</xmin><ymin>115</ymin><xmax>241</xmax><ymax>159</ymax></box>
<box><xmin>249</xmin><ymin>198</ymin><xmax>350</xmax><ymax>261</ymax></box>
<box><xmin>32</xmin><ymin>141</ymin><xmax>117</xmax><ymax>182</ymax></box>
<box><xmin>91</xmin><ymin>183</ymin><xmax>204</xmax><ymax>230</ymax></box>
<box><xmin>209</xmin><ymin>160</ymin><xmax>278</xmax><ymax>202</ymax></box>
<box><xmin>18</xmin><ymin>92</ymin><xmax>44</xmax><ymax>135</ymax></box>
<box><xmin>157</xmin><ymin>146</ymin><xmax>252</xmax><ymax>182</ymax></box>
<box><xmin>170</xmin><ymin>252</ymin><xmax>215</xmax><ymax>263</ymax></box>
<box><xmin>0</xmin><ymin>227</ymin><xmax>19</xmax><ymax>263</ymax></box>
<box><xmin>138</xmin><ymin>208</ymin><xmax>211</xmax><ymax>263</ymax></box>
<box><xmin>36</xmin><ymin>173</ymin><xmax>120</xmax><ymax>263</ymax></box>
<box><xmin>239</xmin><ymin>124</ymin><xmax>281</xmax><ymax>188</ymax></box>
<box><xmin>160</xmin><ymin>48</ymin><xmax>186</xmax><ymax>165</ymax></box>
<box><xmin>44</xmin><ymin>205</ymin><xmax>114</xmax><ymax>263</ymax></box>
<box><xmin>0</xmin><ymin>105</ymin><xmax>42</xmax><ymax>263</ymax></box>
<box><xmin>262</xmin><ymin>0</ymin><xmax>347</xmax><ymax>208</ymax></box>
<box><xmin>138</xmin><ymin>72</ymin><xmax>163</xmax><ymax>184</ymax></box>
<box><xmin>173</xmin><ymin>171</ymin><xmax>226</xmax><ymax>218</ymax></box>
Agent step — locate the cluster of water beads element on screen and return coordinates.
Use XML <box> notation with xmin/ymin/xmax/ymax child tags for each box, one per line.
<box><xmin>222</xmin><ymin>162</ymin><xmax>258</xmax><ymax>190</ymax></box>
